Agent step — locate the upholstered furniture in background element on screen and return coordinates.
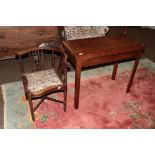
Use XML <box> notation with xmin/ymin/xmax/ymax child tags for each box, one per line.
<box><xmin>15</xmin><ymin>47</ymin><xmax>68</xmax><ymax>121</ymax></box>
<box><xmin>63</xmin><ymin>26</ymin><xmax>109</xmax><ymax>40</ymax></box>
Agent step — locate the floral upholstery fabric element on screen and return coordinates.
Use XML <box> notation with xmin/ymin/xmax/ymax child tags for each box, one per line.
<box><xmin>25</xmin><ymin>69</ymin><xmax>62</xmax><ymax>93</ymax></box>
<box><xmin>64</xmin><ymin>26</ymin><xmax>109</xmax><ymax>40</ymax></box>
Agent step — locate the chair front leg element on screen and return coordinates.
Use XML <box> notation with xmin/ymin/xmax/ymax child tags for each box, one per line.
<box><xmin>63</xmin><ymin>87</ymin><xmax>67</xmax><ymax>112</ymax></box>
<box><xmin>28</xmin><ymin>94</ymin><xmax>35</xmax><ymax>121</ymax></box>
<box><xmin>63</xmin><ymin>66</ymin><xmax>67</xmax><ymax>112</ymax></box>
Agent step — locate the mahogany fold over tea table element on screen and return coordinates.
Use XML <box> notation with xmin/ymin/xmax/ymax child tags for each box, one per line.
<box><xmin>62</xmin><ymin>36</ymin><xmax>145</xmax><ymax>109</ymax></box>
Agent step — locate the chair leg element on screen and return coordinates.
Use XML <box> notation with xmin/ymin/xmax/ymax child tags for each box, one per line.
<box><xmin>63</xmin><ymin>87</ymin><xmax>67</xmax><ymax>112</ymax></box>
<box><xmin>25</xmin><ymin>92</ymin><xmax>28</xmax><ymax>100</ymax></box>
<box><xmin>28</xmin><ymin>94</ymin><xmax>35</xmax><ymax>121</ymax></box>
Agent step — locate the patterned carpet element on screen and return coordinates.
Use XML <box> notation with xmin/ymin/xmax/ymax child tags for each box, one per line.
<box><xmin>1</xmin><ymin>58</ymin><xmax>155</xmax><ymax>128</ymax></box>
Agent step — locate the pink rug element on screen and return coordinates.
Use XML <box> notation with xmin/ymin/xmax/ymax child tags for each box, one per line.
<box><xmin>32</xmin><ymin>68</ymin><xmax>155</xmax><ymax>128</ymax></box>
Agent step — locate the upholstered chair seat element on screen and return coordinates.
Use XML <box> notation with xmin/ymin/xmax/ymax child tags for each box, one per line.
<box><xmin>25</xmin><ymin>69</ymin><xmax>63</xmax><ymax>94</ymax></box>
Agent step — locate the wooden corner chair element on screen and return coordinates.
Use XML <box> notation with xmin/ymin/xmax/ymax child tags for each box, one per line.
<box><xmin>15</xmin><ymin>47</ymin><xmax>68</xmax><ymax>121</ymax></box>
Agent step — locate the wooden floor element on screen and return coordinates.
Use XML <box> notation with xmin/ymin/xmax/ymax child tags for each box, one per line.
<box><xmin>0</xmin><ymin>26</ymin><xmax>155</xmax><ymax>128</ymax></box>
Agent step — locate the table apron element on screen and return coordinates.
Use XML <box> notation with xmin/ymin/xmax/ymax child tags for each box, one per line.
<box><xmin>81</xmin><ymin>51</ymin><xmax>142</xmax><ymax>68</ymax></box>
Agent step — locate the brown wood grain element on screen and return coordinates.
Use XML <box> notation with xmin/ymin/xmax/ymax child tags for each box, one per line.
<box><xmin>0</xmin><ymin>26</ymin><xmax>58</xmax><ymax>59</ymax></box>
<box><xmin>62</xmin><ymin>35</ymin><xmax>145</xmax><ymax>109</ymax></box>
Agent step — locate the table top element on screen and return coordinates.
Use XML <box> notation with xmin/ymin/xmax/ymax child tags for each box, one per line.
<box><xmin>62</xmin><ymin>36</ymin><xmax>145</xmax><ymax>60</ymax></box>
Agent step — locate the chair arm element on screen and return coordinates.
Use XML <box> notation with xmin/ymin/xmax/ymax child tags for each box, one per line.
<box><xmin>14</xmin><ymin>47</ymin><xmax>40</xmax><ymax>56</ymax></box>
<box><xmin>63</xmin><ymin>52</ymin><xmax>68</xmax><ymax>65</ymax></box>
<box><xmin>57</xmin><ymin>51</ymin><xmax>68</xmax><ymax>83</ymax></box>
<box><xmin>14</xmin><ymin>47</ymin><xmax>59</xmax><ymax>56</ymax></box>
